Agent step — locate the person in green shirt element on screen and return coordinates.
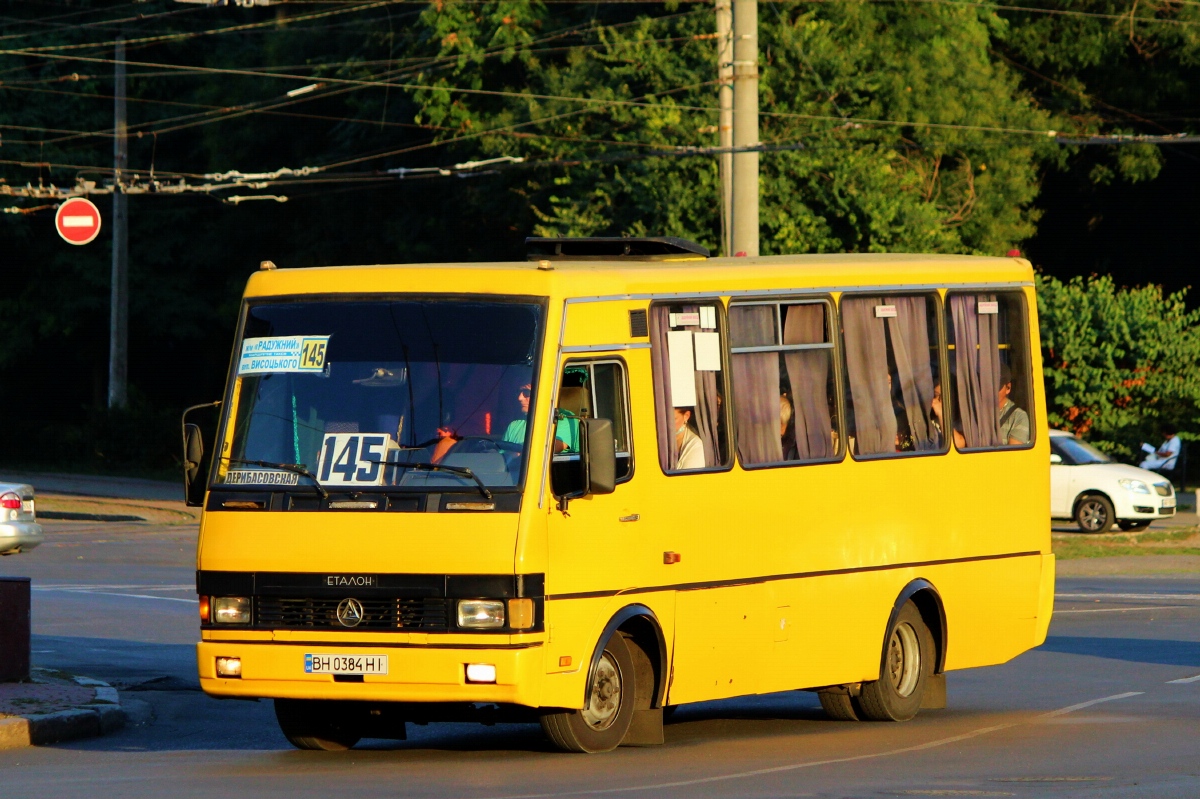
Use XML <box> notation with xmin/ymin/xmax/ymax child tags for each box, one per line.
<box><xmin>504</xmin><ymin>383</ymin><xmax>579</xmax><ymax>454</ymax></box>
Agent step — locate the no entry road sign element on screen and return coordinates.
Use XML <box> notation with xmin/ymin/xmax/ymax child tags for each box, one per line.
<box><xmin>55</xmin><ymin>197</ymin><xmax>102</xmax><ymax>245</ymax></box>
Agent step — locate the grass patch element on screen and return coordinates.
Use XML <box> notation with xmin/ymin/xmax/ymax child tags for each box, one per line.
<box><xmin>1052</xmin><ymin>526</ymin><xmax>1200</xmax><ymax>559</ymax></box>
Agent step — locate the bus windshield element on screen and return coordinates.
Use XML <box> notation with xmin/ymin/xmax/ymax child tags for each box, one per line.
<box><xmin>215</xmin><ymin>298</ymin><xmax>545</xmax><ymax>491</ymax></box>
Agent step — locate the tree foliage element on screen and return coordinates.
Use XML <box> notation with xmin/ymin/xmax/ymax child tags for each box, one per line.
<box><xmin>1037</xmin><ymin>273</ymin><xmax>1200</xmax><ymax>460</ymax></box>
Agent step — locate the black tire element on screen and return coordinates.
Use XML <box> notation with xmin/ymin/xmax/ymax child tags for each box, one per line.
<box><xmin>818</xmin><ymin>690</ymin><xmax>861</xmax><ymax>721</ymax></box>
<box><xmin>541</xmin><ymin>632</ymin><xmax>636</xmax><ymax>753</ymax></box>
<box><xmin>1118</xmin><ymin>520</ymin><xmax>1151</xmax><ymax>532</ymax></box>
<box><xmin>857</xmin><ymin>602</ymin><xmax>934</xmax><ymax>722</ymax></box>
<box><xmin>274</xmin><ymin>699</ymin><xmax>362</xmax><ymax>751</ymax></box>
<box><xmin>1075</xmin><ymin>494</ymin><xmax>1115</xmax><ymax>534</ymax></box>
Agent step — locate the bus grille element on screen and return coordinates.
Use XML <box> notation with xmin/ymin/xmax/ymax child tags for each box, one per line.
<box><xmin>255</xmin><ymin>597</ymin><xmax>449</xmax><ymax>631</ymax></box>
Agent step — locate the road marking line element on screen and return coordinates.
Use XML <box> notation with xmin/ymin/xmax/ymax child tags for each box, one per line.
<box><xmin>1039</xmin><ymin>692</ymin><xmax>1143</xmax><ymax>718</ymax></box>
<box><xmin>484</xmin><ymin>693</ymin><xmax>1144</xmax><ymax>799</ymax></box>
<box><xmin>1055</xmin><ymin>606</ymin><xmax>1187</xmax><ymax>614</ymax></box>
<box><xmin>34</xmin><ymin>588</ymin><xmax>198</xmax><ymax>604</ymax></box>
<box><xmin>1056</xmin><ymin>592</ymin><xmax>1200</xmax><ymax>601</ymax></box>
<box><xmin>1167</xmin><ymin>674</ymin><xmax>1200</xmax><ymax>684</ymax></box>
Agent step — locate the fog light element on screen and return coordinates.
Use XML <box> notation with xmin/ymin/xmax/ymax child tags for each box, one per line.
<box><xmin>212</xmin><ymin>596</ymin><xmax>251</xmax><ymax>625</ymax></box>
<box><xmin>457</xmin><ymin>599</ymin><xmax>505</xmax><ymax>629</ymax></box>
<box><xmin>507</xmin><ymin>598</ymin><xmax>534</xmax><ymax>629</ymax></box>
<box><xmin>465</xmin><ymin>663</ymin><xmax>496</xmax><ymax>683</ymax></box>
<box><xmin>215</xmin><ymin>657</ymin><xmax>242</xmax><ymax>678</ymax></box>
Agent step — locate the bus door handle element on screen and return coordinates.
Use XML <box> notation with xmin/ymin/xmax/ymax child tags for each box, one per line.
<box><xmin>619</xmin><ymin>514</ymin><xmax>640</xmax><ymax>523</ymax></box>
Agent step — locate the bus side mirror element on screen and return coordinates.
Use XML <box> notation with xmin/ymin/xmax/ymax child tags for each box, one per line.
<box><xmin>583</xmin><ymin>418</ymin><xmax>616</xmax><ymax>496</ymax></box>
<box><xmin>181</xmin><ymin>400</ymin><xmax>220</xmax><ymax>508</ymax></box>
<box><xmin>1050</xmin><ymin>453</ymin><xmax>1062</xmax><ymax>464</ymax></box>
<box><xmin>183</xmin><ymin>423</ymin><xmax>206</xmax><ymax>507</ymax></box>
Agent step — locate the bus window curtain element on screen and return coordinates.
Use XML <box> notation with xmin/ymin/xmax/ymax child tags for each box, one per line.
<box><xmin>679</xmin><ymin>305</ymin><xmax>722</xmax><ymax>467</ymax></box>
<box><xmin>782</xmin><ymin>304</ymin><xmax>833</xmax><ymax>460</ymax></box>
<box><xmin>950</xmin><ymin>294</ymin><xmax>1001</xmax><ymax>448</ymax></box>
<box><xmin>730</xmin><ymin>305</ymin><xmax>782</xmax><ymax>465</ymax></box>
<box><xmin>884</xmin><ymin>295</ymin><xmax>938</xmax><ymax>452</ymax></box>
<box><xmin>841</xmin><ymin>297</ymin><xmax>896</xmax><ymax>455</ymax></box>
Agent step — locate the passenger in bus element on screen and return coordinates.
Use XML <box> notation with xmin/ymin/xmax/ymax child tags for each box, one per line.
<box><xmin>929</xmin><ymin>382</ymin><xmax>948</xmax><ymax>448</ymax></box>
<box><xmin>997</xmin><ymin>364</ymin><xmax>1030</xmax><ymax>446</ymax></box>
<box><xmin>674</xmin><ymin>407</ymin><xmax>706</xmax><ymax>469</ymax></box>
<box><xmin>780</xmin><ymin>393</ymin><xmax>799</xmax><ymax>461</ymax></box>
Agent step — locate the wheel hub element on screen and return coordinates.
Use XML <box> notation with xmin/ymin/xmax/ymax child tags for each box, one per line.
<box><xmin>886</xmin><ymin>622</ymin><xmax>921</xmax><ymax>697</ymax></box>
<box><xmin>581</xmin><ymin>652</ymin><xmax>622</xmax><ymax>731</ymax></box>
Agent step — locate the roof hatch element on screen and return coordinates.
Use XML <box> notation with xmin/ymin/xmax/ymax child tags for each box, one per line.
<box><xmin>525</xmin><ymin>236</ymin><xmax>710</xmax><ymax>260</ymax></box>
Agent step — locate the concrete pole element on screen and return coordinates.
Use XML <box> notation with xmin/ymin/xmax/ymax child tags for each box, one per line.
<box><xmin>731</xmin><ymin>0</ymin><xmax>759</xmax><ymax>257</ymax></box>
<box><xmin>109</xmin><ymin>37</ymin><xmax>128</xmax><ymax>409</ymax></box>
<box><xmin>716</xmin><ymin>0</ymin><xmax>733</xmax><ymax>257</ymax></box>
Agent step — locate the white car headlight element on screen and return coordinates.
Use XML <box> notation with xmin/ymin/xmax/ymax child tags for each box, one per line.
<box><xmin>1119</xmin><ymin>478</ymin><xmax>1151</xmax><ymax>495</ymax></box>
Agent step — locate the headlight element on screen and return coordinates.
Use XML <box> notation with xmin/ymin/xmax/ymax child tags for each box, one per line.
<box><xmin>457</xmin><ymin>599</ymin><xmax>505</xmax><ymax>629</ymax></box>
<box><xmin>212</xmin><ymin>596</ymin><xmax>251</xmax><ymax>624</ymax></box>
<box><xmin>1119</xmin><ymin>479</ymin><xmax>1151</xmax><ymax>494</ymax></box>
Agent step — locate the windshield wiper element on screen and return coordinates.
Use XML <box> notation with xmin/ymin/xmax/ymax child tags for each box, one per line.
<box><xmin>222</xmin><ymin>457</ymin><xmax>329</xmax><ymax>500</ymax></box>
<box><xmin>367</xmin><ymin>459</ymin><xmax>493</xmax><ymax>501</ymax></box>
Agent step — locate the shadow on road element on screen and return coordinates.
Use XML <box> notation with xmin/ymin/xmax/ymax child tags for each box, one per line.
<box><xmin>1041</xmin><ymin>635</ymin><xmax>1200</xmax><ymax>667</ymax></box>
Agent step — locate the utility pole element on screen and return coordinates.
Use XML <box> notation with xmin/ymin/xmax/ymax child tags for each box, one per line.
<box><xmin>109</xmin><ymin>37</ymin><xmax>128</xmax><ymax>409</ymax></box>
<box><xmin>716</xmin><ymin>0</ymin><xmax>733</xmax><ymax>257</ymax></box>
<box><xmin>731</xmin><ymin>0</ymin><xmax>759</xmax><ymax>257</ymax></box>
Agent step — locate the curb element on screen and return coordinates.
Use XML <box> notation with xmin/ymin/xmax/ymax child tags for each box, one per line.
<box><xmin>0</xmin><ymin>675</ymin><xmax>126</xmax><ymax>750</ymax></box>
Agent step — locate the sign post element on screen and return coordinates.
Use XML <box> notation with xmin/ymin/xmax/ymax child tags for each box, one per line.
<box><xmin>54</xmin><ymin>197</ymin><xmax>102</xmax><ymax>245</ymax></box>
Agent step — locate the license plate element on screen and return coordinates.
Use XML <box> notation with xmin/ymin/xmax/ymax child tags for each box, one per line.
<box><xmin>305</xmin><ymin>653</ymin><xmax>388</xmax><ymax>675</ymax></box>
<box><xmin>1163</xmin><ymin>498</ymin><xmax>1176</xmax><ymax>509</ymax></box>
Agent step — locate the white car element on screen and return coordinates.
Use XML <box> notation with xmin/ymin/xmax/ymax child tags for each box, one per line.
<box><xmin>0</xmin><ymin>482</ymin><xmax>42</xmax><ymax>555</ymax></box>
<box><xmin>1050</xmin><ymin>430</ymin><xmax>1176</xmax><ymax>533</ymax></box>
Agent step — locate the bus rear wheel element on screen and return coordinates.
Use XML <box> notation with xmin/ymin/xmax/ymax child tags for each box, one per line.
<box><xmin>857</xmin><ymin>602</ymin><xmax>933</xmax><ymax>722</ymax></box>
<box><xmin>541</xmin><ymin>632</ymin><xmax>636</xmax><ymax>753</ymax></box>
<box><xmin>274</xmin><ymin>699</ymin><xmax>362</xmax><ymax>751</ymax></box>
<box><xmin>817</xmin><ymin>690</ymin><xmax>861</xmax><ymax>721</ymax></box>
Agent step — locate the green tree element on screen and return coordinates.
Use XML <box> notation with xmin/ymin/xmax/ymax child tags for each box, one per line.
<box><xmin>1037</xmin><ymin>273</ymin><xmax>1200</xmax><ymax>461</ymax></box>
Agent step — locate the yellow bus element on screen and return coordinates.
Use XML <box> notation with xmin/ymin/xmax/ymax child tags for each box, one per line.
<box><xmin>185</xmin><ymin>238</ymin><xmax>1054</xmax><ymax>753</ymax></box>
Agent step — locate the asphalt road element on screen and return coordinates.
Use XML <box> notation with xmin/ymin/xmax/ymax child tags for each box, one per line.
<box><xmin>2</xmin><ymin>516</ymin><xmax>1199</xmax><ymax>799</ymax></box>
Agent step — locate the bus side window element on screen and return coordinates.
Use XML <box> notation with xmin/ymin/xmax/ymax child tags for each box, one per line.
<box><xmin>649</xmin><ymin>303</ymin><xmax>731</xmax><ymax>472</ymax></box>
<box><xmin>945</xmin><ymin>292</ymin><xmax>1034</xmax><ymax>449</ymax></box>
<box><xmin>550</xmin><ymin>360</ymin><xmax>634</xmax><ymax>498</ymax></box>
<box><xmin>729</xmin><ymin>300</ymin><xmax>840</xmax><ymax>466</ymax></box>
<box><xmin>841</xmin><ymin>293</ymin><xmax>945</xmax><ymax>458</ymax></box>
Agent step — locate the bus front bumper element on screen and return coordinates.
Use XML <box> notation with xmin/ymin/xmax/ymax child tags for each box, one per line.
<box><xmin>196</xmin><ymin>641</ymin><xmax>544</xmax><ymax>706</ymax></box>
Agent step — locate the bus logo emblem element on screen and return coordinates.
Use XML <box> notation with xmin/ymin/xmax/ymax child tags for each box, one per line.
<box><xmin>336</xmin><ymin>598</ymin><xmax>364</xmax><ymax>628</ymax></box>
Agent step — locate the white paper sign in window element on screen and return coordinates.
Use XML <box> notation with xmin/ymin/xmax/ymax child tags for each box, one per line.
<box><xmin>978</xmin><ymin>301</ymin><xmax>999</xmax><ymax>314</ymax></box>
<box><xmin>317</xmin><ymin>433</ymin><xmax>398</xmax><ymax>486</ymax></box>
<box><xmin>667</xmin><ymin>331</ymin><xmax>697</xmax><ymax>407</ymax></box>
<box><xmin>693</xmin><ymin>332</ymin><xmax>722</xmax><ymax>371</ymax></box>
<box><xmin>669</xmin><ymin>312</ymin><xmax>701</xmax><ymax>328</ymax></box>
<box><xmin>699</xmin><ymin>306</ymin><xmax>717</xmax><ymax>330</ymax></box>
<box><xmin>874</xmin><ymin>305</ymin><xmax>897</xmax><ymax>318</ymax></box>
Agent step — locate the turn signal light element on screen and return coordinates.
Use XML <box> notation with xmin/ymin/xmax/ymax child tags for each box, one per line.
<box><xmin>507</xmin><ymin>598</ymin><xmax>534</xmax><ymax>630</ymax></box>
<box><xmin>199</xmin><ymin>596</ymin><xmax>210</xmax><ymax>623</ymax></box>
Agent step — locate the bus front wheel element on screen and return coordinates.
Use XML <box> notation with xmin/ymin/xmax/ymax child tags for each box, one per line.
<box><xmin>857</xmin><ymin>602</ymin><xmax>934</xmax><ymax>722</ymax></box>
<box><xmin>541</xmin><ymin>632</ymin><xmax>636</xmax><ymax>753</ymax></box>
<box><xmin>274</xmin><ymin>699</ymin><xmax>362</xmax><ymax>751</ymax></box>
